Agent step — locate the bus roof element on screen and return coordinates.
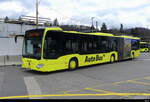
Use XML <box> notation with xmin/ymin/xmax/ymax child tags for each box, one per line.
<box><xmin>116</xmin><ymin>35</ymin><xmax>140</xmax><ymax>40</ymax></box>
<box><xmin>63</xmin><ymin>30</ymin><xmax>140</xmax><ymax>39</ymax></box>
<box><xmin>45</xmin><ymin>27</ymin><xmax>63</xmax><ymax>31</ymax></box>
<box><xmin>42</xmin><ymin>27</ymin><xmax>140</xmax><ymax>39</ymax></box>
<box><xmin>63</xmin><ymin>31</ymin><xmax>115</xmax><ymax>37</ymax></box>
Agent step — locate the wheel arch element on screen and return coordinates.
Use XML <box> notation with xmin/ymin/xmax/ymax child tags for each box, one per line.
<box><xmin>110</xmin><ymin>52</ymin><xmax>118</xmax><ymax>61</ymax></box>
<box><xmin>67</xmin><ymin>57</ymin><xmax>79</xmax><ymax>71</ymax></box>
<box><xmin>69</xmin><ymin>57</ymin><xmax>79</xmax><ymax>67</ymax></box>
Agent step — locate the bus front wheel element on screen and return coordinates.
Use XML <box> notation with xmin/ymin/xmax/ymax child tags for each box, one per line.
<box><xmin>68</xmin><ymin>58</ymin><xmax>78</xmax><ymax>71</ymax></box>
<box><xmin>110</xmin><ymin>55</ymin><xmax>115</xmax><ymax>63</ymax></box>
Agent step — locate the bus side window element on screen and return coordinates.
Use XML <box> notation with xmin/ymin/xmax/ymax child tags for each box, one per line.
<box><xmin>97</xmin><ymin>37</ymin><xmax>102</xmax><ymax>52</ymax></box>
<box><xmin>102</xmin><ymin>40</ymin><xmax>107</xmax><ymax>51</ymax></box>
<box><xmin>79</xmin><ymin>36</ymin><xmax>87</xmax><ymax>53</ymax></box>
<box><xmin>71</xmin><ymin>39</ymin><xmax>78</xmax><ymax>53</ymax></box>
<box><xmin>84</xmin><ymin>40</ymin><xmax>88</xmax><ymax>53</ymax></box>
<box><xmin>87</xmin><ymin>38</ymin><xmax>93</xmax><ymax>53</ymax></box>
<box><xmin>110</xmin><ymin>39</ymin><xmax>117</xmax><ymax>51</ymax></box>
<box><xmin>113</xmin><ymin>40</ymin><xmax>117</xmax><ymax>50</ymax></box>
<box><xmin>78</xmin><ymin>38</ymin><xmax>83</xmax><ymax>52</ymax></box>
<box><xmin>93</xmin><ymin>36</ymin><xmax>99</xmax><ymax>53</ymax></box>
<box><xmin>97</xmin><ymin>36</ymin><xmax>110</xmax><ymax>53</ymax></box>
<box><xmin>101</xmin><ymin>38</ymin><xmax>108</xmax><ymax>52</ymax></box>
<box><xmin>66</xmin><ymin>40</ymin><xmax>72</xmax><ymax>52</ymax></box>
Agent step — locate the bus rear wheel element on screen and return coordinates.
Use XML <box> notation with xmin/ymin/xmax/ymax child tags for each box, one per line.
<box><xmin>68</xmin><ymin>59</ymin><xmax>78</xmax><ymax>71</ymax></box>
<box><xmin>110</xmin><ymin>55</ymin><xmax>115</xmax><ymax>63</ymax></box>
<box><xmin>131</xmin><ymin>52</ymin><xmax>135</xmax><ymax>59</ymax></box>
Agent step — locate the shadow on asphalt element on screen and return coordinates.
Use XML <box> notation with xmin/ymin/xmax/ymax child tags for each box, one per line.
<box><xmin>76</xmin><ymin>58</ymin><xmax>134</xmax><ymax>71</ymax></box>
<box><xmin>22</xmin><ymin>69</ymin><xmax>68</xmax><ymax>75</ymax></box>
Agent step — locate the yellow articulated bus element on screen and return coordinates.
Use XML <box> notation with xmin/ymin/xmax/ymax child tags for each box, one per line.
<box><xmin>140</xmin><ymin>42</ymin><xmax>150</xmax><ymax>52</ymax></box>
<box><xmin>21</xmin><ymin>27</ymin><xmax>141</xmax><ymax>72</ymax></box>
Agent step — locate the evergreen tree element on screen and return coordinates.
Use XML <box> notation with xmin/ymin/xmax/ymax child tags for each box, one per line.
<box><xmin>49</xmin><ymin>23</ymin><xmax>53</xmax><ymax>26</ymax></box>
<box><xmin>120</xmin><ymin>24</ymin><xmax>124</xmax><ymax>33</ymax></box>
<box><xmin>18</xmin><ymin>16</ymin><xmax>22</xmax><ymax>21</ymax></box>
<box><xmin>4</xmin><ymin>16</ymin><xmax>9</xmax><ymax>23</ymax></box>
<box><xmin>101</xmin><ymin>22</ymin><xmax>108</xmax><ymax>33</ymax></box>
<box><xmin>91</xmin><ymin>25</ymin><xmax>95</xmax><ymax>31</ymax></box>
<box><xmin>53</xmin><ymin>18</ymin><xmax>59</xmax><ymax>26</ymax></box>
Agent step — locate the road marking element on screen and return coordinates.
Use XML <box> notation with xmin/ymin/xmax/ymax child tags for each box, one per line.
<box><xmin>127</xmin><ymin>80</ymin><xmax>150</xmax><ymax>86</ymax></box>
<box><xmin>1</xmin><ymin>93</ymin><xmax>150</xmax><ymax>99</ymax></box>
<box><xmin>85</xmin><ymin>88</ymin><xmax>115</xmax><ymax>93</ymax></box>
<box><xmin>144</xmin><ymin>77</ymin><xmax>150</xmax><ymax>80</ymax></box>
<box><xmin>59</xmin><ymin>89</ymin><xmax>84</xmax><ymax>94</ymax></box>
<box><xmin>136</xmin><ymin>59</ymin><xmax>150</xmax><ymax>61</ymax></box>
<box><xmin>82</xmin><ymin>76</ymin><xmax>150</xmax><ymax>89</ymax></box>
<box><xmin>24</xmin><ymin>77</ymin><xmax>42</xmax><ymax>99</ymax></box>
<box><xmin>84</xmin><ymin>88</ymin><xmax>132</xmax><ymax>98</ymax></box>
<box><xmin>113</xmin><ymin>77</ymin><xmax>150</xmax><ymax>85</ymax></box>
<box><xmin>4</xmin><ymin>76</ymin><xmax>145</xmax><ymax>99</ymax></box>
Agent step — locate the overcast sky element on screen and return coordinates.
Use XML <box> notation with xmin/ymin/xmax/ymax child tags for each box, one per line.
<box><xmin>0</xmin><ymin>0</ymin><xmax>150</xmax><ymax>29</ymax></box>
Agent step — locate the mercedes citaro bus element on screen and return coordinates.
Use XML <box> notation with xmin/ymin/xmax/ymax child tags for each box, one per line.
<box><xmin>140</xmin><ymin>42</ymin><xmax>150</xmax><ymax>52</ymax></box>
<box><xmin>21</xmin><ymin>27</ymin><xmax>141</xmax><ymax>72</ymax></box>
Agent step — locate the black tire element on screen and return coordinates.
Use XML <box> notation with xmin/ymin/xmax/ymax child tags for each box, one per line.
<box><xmin>68</xmin><ymin>59</ymin><xmax>78</xmax><ymax>71</ymax></box>
<box><xmin>110</xmin><ymin>55</ymin><xmax>115</xmax><ymax>63</ymax></box>
<box><xmin>131</xmin><ymin>52</ymin><xmax>135</xmax><ymax>59</ymax></box>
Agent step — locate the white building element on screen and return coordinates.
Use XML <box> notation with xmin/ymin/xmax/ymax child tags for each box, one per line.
<box><xmin>0</xmin><ymin>22</ymin><xmax>44</xmax><ymax>66</ymax></box>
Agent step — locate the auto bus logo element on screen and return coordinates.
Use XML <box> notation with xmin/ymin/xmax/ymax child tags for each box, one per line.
<box><xmin>85</xmin><ymin>55</ymin><xmax>103</xmax><ymax>62</ymax></box>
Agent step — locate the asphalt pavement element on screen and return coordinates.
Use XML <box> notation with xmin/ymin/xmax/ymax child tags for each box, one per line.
<box><xmin>0</xmin><ymin>53</ymin><xmax>150</xmax><ymax>99</ymax></box>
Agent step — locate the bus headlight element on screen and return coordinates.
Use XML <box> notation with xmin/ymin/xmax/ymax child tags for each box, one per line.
<box><xmin>37</xmin><ymin>64</ymin><xmax>44</xmax><ymax>68</ymax></box>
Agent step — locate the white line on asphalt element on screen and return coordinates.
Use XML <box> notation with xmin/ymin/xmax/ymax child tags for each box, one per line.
<box><xmin>24</xmin><ymin>77</ymin><xmax>42</xmax><ymax>99</ymax></box>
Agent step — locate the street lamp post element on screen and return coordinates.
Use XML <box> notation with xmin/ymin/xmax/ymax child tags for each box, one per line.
<box><xmin>91</xmin><ymin>17</ymin><xmax>95</xmax><ymax>32</ymax></box>
<box><xmin>36</xmin><ymin>0</ymin><xmax>39</xmax><ymax>29</ymax></box>
<box><xmin>96</xmin><ymin>21</ymin><xmax>98</xmax><ymax>32</ymax></box>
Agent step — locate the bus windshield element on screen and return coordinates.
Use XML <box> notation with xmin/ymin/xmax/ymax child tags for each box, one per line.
<box><xmin>23</xmin><ymin>29</ymin><xmax>44</xmax><ymax>59</ymax></box>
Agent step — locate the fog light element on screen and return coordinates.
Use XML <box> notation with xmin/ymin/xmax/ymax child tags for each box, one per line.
<box><xmin>37</xmin><ymin>64</ymin><xmax>44</xmax><ymax>68</ymax></box>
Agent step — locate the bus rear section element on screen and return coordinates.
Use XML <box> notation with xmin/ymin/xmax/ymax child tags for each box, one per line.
<box><xmin>116</xmin><ymin>36</ymin><xmax>141</xmax><ymax>61</ymax></box>
<box><xmin>140</xmin><ymin>42</ymin><xmax>150</xmax><ymax>52</ymax></box>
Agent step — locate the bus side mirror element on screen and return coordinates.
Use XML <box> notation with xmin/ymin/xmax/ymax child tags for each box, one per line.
<box><xmin>14</xmin><ymin>35</ymin><xmax>24</xmax><ymax>43</ymax></box>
